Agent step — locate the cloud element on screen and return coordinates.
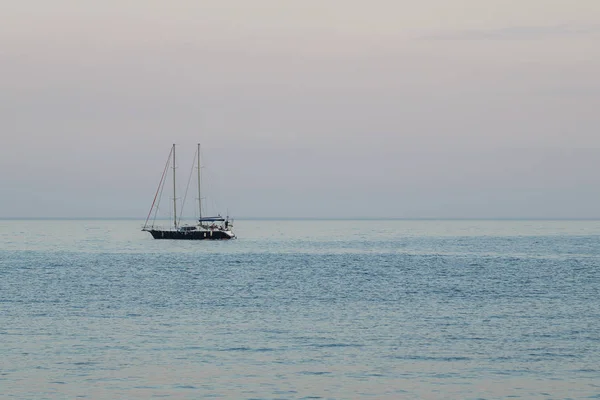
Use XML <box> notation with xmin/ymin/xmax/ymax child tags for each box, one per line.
<box><xmin>423</xmin><ymin>24</ymin><xmax>600</xmax><ymax>40</ymax></box>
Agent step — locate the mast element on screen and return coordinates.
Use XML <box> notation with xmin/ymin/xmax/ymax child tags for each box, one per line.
<box><xmin>172</xmin><ymin>143</ymin><xmax>177</xmax><ymax>228</ymax></box>
<box><xmin>197</xmin><ymin>143</ymin><xmax>202</xmax><ymax>220</ymax></box>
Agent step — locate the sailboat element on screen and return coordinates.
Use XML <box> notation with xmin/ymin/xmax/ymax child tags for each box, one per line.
<box><xmin>142</xmin><ymin>144</ymin><xmax>235</xmax><ymax>240</ymax></box>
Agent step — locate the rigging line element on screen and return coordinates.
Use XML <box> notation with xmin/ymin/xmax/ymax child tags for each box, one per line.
<box><xmin>144</xmin><ymin>147</ymin><xmax>172</xmax><ymax>229</ymax></box>
<box><xmin>178</xmin><ymin>148</ymin><xmax>197</xmax><ymax>227</ymax></box>
<box><xmin>152</xmin><ymin>149</ymin><xmax>173</xmax><ymax>227</ymax></box>
<box><xmin>152</xmin><ymin>172</ymin><xmax>168</xmax><ymax>228</ymax></box>
<box><xmin>202</xmin><ymin>165</ymin><xmax>214</xmax><ymax>216</ymax></box>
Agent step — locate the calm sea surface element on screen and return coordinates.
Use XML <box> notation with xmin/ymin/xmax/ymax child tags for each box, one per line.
<box><xmin>1</xmin><ymin>219</ymin><xmax>599</xmax><ymax>399</ymax></box>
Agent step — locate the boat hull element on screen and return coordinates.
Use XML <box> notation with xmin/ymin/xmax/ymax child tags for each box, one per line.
<box><xmin>146</xmin><ymin>229</ymin><xmax>234</xmax><ymax>240</ymax></box>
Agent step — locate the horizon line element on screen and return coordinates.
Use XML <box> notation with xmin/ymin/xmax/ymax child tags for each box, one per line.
<box><xmin>1</xmin><ymin>217</ymin><xmax>600</xmax><ymax>221</ymax></box>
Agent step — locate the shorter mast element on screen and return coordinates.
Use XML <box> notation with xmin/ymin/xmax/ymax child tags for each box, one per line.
<box><xmin>172</xmin><ymin>143</ymin><xmax>177</xmax><ymax>229</ymax></box>
<box><xmin>197</xmin><ymin>143</ymin><xmax>202</xmax><ymax>220</ymax></box>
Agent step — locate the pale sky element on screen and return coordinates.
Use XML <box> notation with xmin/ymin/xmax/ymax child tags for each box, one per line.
<box><xmin>1</xmin><ymin>0</ymin><xmax>599</xmax><ymax>218</ymax></box>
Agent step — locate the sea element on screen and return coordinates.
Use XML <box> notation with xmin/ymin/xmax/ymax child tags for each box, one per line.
<box><xmin>1</xmin><ymin>219</ymin><xmax>599</xmax><ymax>399</ymax></box>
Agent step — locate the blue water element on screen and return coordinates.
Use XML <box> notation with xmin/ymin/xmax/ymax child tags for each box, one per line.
<box><xmin>1</xmin><ymin>219</ymin><xmax>599</xmax><ymax>399</ymax></box>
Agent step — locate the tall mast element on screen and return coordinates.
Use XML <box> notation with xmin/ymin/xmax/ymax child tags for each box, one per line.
<box><xmin>172</xmin><ymin>143</ymin><xmax>177</xmax><ymax>228</ymax></box>
<box><xmin>197</xmin><ymin>143</ymin><xmax>202</xmax><ymax>219</ymax></box>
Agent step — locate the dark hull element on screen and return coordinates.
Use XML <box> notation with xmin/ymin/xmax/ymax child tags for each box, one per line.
<box><xmin>147</xmin><ymin>229</ymin><xmax>234</xmax><ymax>240</ymax></box>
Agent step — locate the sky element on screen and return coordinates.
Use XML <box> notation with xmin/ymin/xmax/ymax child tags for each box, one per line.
<box><xmin>1</xmin><ymin>0</ymin><xmax>599</xmax><ymax>218</ymax></box>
